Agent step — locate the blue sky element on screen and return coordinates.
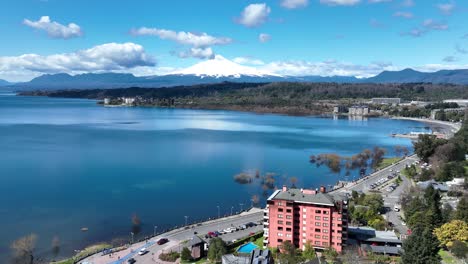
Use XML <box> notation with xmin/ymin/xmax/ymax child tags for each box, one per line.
<box><xmin>0</xmin><ymin>0</ymin><xmax>467</xmax><ymax>81</ymax></box>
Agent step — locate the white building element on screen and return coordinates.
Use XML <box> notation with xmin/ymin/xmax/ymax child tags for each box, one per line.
<box><xmin>349</xmin><ymin>106</ymin><xmax>369</xmax><ymax>116</ymax></box>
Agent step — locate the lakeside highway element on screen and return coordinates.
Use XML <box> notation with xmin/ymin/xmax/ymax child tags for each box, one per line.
<box><xmin>81</xmin><ymin>209</ymin><xmax>263</xmax><ymax>264</ymax></box>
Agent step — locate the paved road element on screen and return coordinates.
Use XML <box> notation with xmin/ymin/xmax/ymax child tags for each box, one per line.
<box><xmin>331</xmin><ymin>155</ymin><xmax>419</xmax><ymax>237</ymax></box>
<box><xmin>81</xmin><ymin>209</ymin><xmax>263</xmax><ymax>264</ymax></box>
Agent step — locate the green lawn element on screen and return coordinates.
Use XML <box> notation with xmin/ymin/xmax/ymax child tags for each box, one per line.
<box><xmin>253</xmin><ymin>236</ymin><xmax>264</xmax><ymax>248</ymax></box>
<box><xmin>439</xmin><ymin>249</ymin><xmax>459</xmax><ymax>264</ymax></box>
<box><xmin>377</xmin><ymin>157</ymin><xmax>402</xmax><ymax>170</ymax></box>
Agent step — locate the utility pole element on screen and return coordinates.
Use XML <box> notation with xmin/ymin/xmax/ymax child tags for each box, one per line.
<box><xmin>231</xmin><ymin>206</ymin><xmax>234</xmax><ymax>215</ymax></box>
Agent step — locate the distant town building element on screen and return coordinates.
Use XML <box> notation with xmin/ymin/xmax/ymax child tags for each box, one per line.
<box><xmin>122</xmin><ymin>97</ymin><xmax>135</xmax><ymax>105</ymax></box>
<box><xmin>333</xmin><ymin>105</ymin><xmax>347</xmax><ymax>114</ymax></box>
<box><xmin>443</xmin><ymin>99</ymin><xmax>468</xmax><ymax>107</ymax></box>
<box><xmin>103</xmin><ymin>98</ymin><xmax>110</xmax><ymax>105</ymax></box>
<box><xmin>349</xmin><ymin>106</ymin><xmax>369</xmax><ymax>116</ymax></box>
<box><xmin>189</xmin><ymin>235</ymin><xmax>206</xmax><ymax>260</ymax></box>
<box><xmin>416</xmin><ymin>180</ymin><xmax>449</xmax><ymax>192</ymax></box>
<box><xmin>371</xmin><ymin>98</ymin><xmax>401</xmax><ymax>105</ymax></box>
<box><xmin>264</xmin><ymin>186</ymin><xmax>348</xmax><ymax>253</ymax></box>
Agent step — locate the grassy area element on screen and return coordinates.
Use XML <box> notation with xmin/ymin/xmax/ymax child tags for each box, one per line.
<box><xmin>181</xmin><ymin>257</ymin><xmax>208</xmax><ymax>264</ymax></box>
<box><xmin>253</xmin><ymin>236</ymin><xmax>264</xmax><ymax>248</ymax></box>
<box><xmin>50</xmin><ymin>243</ymin><xmax>112</xmax><ymax>264</ymax></box>
<box><xmin>377</xmin><ymin>157</ymin><xmax>402</xmax><ymax>170</ymax></box>
<box><xmin>439</xmin><ymin>250</ymin><xmax>459</xmax><ymax>264</ymax></box>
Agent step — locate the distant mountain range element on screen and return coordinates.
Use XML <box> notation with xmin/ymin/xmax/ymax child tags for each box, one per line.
<box><xmin>0</xmin><ymin>79</ymin><xmax>12</xmax><ymax>86</ymax></box>
<box><xmin>4</xmin><ymin>56</ymin><xmax>468</xmax><ymax>90</ymax></box>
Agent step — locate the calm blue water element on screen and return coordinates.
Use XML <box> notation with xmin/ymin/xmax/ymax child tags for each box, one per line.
<box><xmin>0</xmin><ymin>92</ymin><xmax>429</xmax><ymax>261</ymax></box>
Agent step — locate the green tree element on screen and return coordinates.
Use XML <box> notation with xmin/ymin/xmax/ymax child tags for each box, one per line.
<box><xmin>435</xmin><ymin>162</ymin><xmax>465</xmax><ymax>181</ymax></box>
<box><xmin>181</xmin><ymin>247</ymin><xmax>192</xmax><ymax>262</ymax></box>
<box><xmin>207</xmin><ymin>238</ymin><xmax>226</xmax><ymax>263</ymax></box>
<box><xmin>413</xmin><ymin>135</ymin><xmax>447</xmax><ymax>162</ymax></box>
<box><xmin>401</xmin><ymin>227</ymin><xmax>441</xmax><ymax>264</ymax></box>
<box><xmin>450</xmin><ymin>240</ymin><xmax>468</xmax><ymax>259</ymax></box>
<box><xmin>323</xmin><ymin>247</ymin><xmax>338</xmax><ymax>263</ymax></box>
<box><xmin>302</xmin><ymin>240</ymin><xmax>316</xmax><ymax>261</ymax></box>
<box><xmin>278</xmin><ymin>240</ymin><xmax>303</xmax><ymax>264</ymax></box>
<box><xmin>454</xmin><ymin>196</ymin><xmax>468</xmax><ymax>222</ymax></box>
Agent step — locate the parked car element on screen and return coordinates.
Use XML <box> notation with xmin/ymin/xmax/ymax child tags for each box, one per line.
<box><xmin>214</xmin><ymin>231</ymin><xmax>221</xmax><ymax>236</ymax></box>
<box><xmin>223</xmin><ymin>228</ymin><xmax>234</xmax><ymax>233</ymax></box>
<box><xmin>138</xmin><ymin>248</ymin><xmax>148</xmax><ymax>255</ymax></box>
<box><xmin>157</xmin><ymin>238</ymin><xmax>169</xmax><ymax>245</ymax></box>
<box><xmin>127</xmin><ymin>258</ymin><xmax>136</xmax><ymax>264</ymax></box>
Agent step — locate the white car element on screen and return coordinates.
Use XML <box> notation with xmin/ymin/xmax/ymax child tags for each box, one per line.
<box><xmin>138</xmin><ymin>248</ymin><xmax>148</xmax><ymax>255</ymax></box>
<box><xmin>223</xmin><ymin>228</ymin><xmax>234</xmax><ymax>233</ymax></box>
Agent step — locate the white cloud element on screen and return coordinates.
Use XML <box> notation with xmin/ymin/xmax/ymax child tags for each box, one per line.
<box><xmin>455</xmin><ymin>44</ymin><xmax>467</xmax><ymax>54</ymax></box>
<box><xmin>320</xmin><ymin>0</ymin><xmax>361</xmax><ymax>6</ymax></box>
<box><xmin>131</xmin><ymin>28</ymin><xmax>232</xmax><ymax>48</ymax></box>
<box><xmin>0</xmin><ymin>43</ymin><xmax>155</xmax><ymax>78</ymax></box>
<box><xmin>402</xmin><ymin>19</ymin><xmax>448</xmax><ymax>37</ymax></box>
<box><xmin>259</xmin><ymin>33</ymin><xmax>271</xmax><ymax>43</ymax></box>
<box><xmin>23</xmin><ymin>16</ymin><xmax>82</xmax><ymax>39</ymax></box>
<box><xmin>401</xmin><ymin>0</ymin><xmax>414</xmax><ymax>7</ymax></box>
<box><xmin>368</xmin><ymin>0</ymin><xmax>391</xmax><ymax>3</ymax></box>
<box><xmin>237</xmin><ymin>3</ymin><xmax>271</xmax><ymax>27</ymax></box>
<box><xmin>178</xmin><ymin>47</ymin><xmax>215</xmax><ymax>59</ymax></box>
<box><xmin>437</xmin><ymin>2</ymin><xmax>455</xmax><ymax>15</ymax></box>
<box><xmin>414</xmin><ymin>63</ymin><xmax>468</xmax><ymax>72</ymax></box>
<box><xmin>233</xmin><ymin>57</ymin><xmax>265</xmax><ymax>65</ymax></box>
<box><xmin>260</xmin><ymin>60</ymin><xmax>397</xmax><ymax>78</ymax></box>
<box><xmin>280</xmin><ymin>0</ymin><xmax>309</xmax><ymax>9</ymax></box>
<box><xmin>393</xmin><ymin>11</ymin><xmax>413</xmax><ymax>19</ymax></box>
<box><xmin>442</xmin><ymin>56</ymin><xmax>458</xmax><ymax>62</ymax></box>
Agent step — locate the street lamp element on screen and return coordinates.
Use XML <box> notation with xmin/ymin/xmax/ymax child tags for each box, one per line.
<box><xmin>216</xmin><ymin>205</ymin><xmax>220</xmax><ymax>219</ymax></box>
<box><xmin>130</xmin><ymin>232</ymin><xmax>134</xmax><ymax>244</ymax></box>
<box><xmin>184</xmin><ymin>215</ymin><xmax>188</xmax><ymax>226</ymax></box>
<box><xmin>231</xmin><ymin>206</ymin><xmax>234</xmax><ymax>215</ymax></box>
<box><xmin>154</xmin><ymin>226</ymin><xmax>158</xmax><ymax>236</ymax></box>
<box><xmin>240</xmin><ymin>203</ymin><xmax>244</xmax><ymax>212</ymax></box>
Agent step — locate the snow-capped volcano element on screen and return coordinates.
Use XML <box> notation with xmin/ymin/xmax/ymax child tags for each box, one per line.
<box><xmin>170</xmin><ymin>55</ymin><xmax>280</xmax><ymax>78</ymax></box>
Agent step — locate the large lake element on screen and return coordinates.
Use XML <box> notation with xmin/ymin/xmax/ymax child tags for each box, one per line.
<box><xmin>0</xmin><ymin>92</ymin><xmax>429</xmax><ymax>261</ymax></box>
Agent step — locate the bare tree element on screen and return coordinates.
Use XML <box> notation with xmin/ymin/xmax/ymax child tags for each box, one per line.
<box><xmin>10</xmin><ymin>233</ymin><xmax>37</xmax><ymax>264</ymax></box>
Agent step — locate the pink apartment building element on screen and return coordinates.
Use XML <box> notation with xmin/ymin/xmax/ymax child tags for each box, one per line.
<box><xmin>263</xmin><ymin>186</ymin><xmax>348</xmax><ymax>253</ymax></box>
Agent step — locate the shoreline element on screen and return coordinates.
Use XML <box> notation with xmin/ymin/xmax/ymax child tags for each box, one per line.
<box><xmin>391</xmin><ymin>116</ymin><xmax>461</xmax><ymax>136</ymax></box>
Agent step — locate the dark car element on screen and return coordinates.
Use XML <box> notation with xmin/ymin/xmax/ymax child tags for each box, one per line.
<box><xmin>157</xmin><ymin>238</ymin><xmax>169</xmax><ymax>245</ymax></box>
<box><xmin>127</xmin><ymin>258</ymin><xmax>136</xmax><ymax>264</ymax></box>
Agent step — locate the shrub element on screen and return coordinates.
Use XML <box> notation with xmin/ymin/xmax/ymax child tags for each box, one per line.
<box><xmin>159</xmin><ymin>251</ymin><xmax>180</xmax><ymax>262</ymax></box>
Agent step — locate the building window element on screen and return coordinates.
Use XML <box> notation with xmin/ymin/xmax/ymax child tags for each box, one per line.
<box><xmin>323</xmin><ymin>211</ymin><xmax>329</xmax><ymax>215</ymax></box>
<box><xmin>278</xmin><ymin>220</ymin><xmax>283</xmax><ymax>225</ymax></box>
<box><xmin>303</xmin><ymin>220</ymin><xmax>307</xmax><ymax>225</ymax></box>
<box><xmin>315</xmin><ymin>235</ymin><xmax>320</xmax><ymax>239</ymax></box>
<box><xmin>315</xmin><ymin>216</ymin><xmax>321</xmax><ymax>220</ymax></box>
<box><xmin>278</xmin><ymin>239</ymin><xmax>283</xmax><ymax>243</ymax></box>
<box><xmin>286</xmin><ymin>234</ymin><xmax>292</xmax><ymax>238</ymax></box>
<box><xmin>303</xmin><ymin>239</ymin><xmax>307</xmax><ymax>243</ymax></box>
<box><xmin>286</xmin><ymin>221</ymin><xmax>292</xmax><ymax>226</ymax></box>
<box><xmin>315</xmin><ymin>228</ymin><xmax>321</xmax><ymax>233</ymax></box>
<box><xmin>323</xmin><ymin>217</ymin><xmax>329</xmax><ymax>221</ymax></box>
<box><xmin>278</xmin><ymin>208</ymin><xmax>283</xmax><ymax>212</ymax></box>
<box><xmin>278</xmin><ymin>227</ymin><xmax>283</xmax><ymax>231</ymax></box>
<box><xmin>322</xmin><ymin>242</ymin><xmax>329</xmax><ymax>246</ymax></box>
<box><xmin>286</xmin><ymin>228</ymin><xmax>291</xmax><ymax>232</ymax></box>
<box><xmin>302</xmin><ymin>227</ymin><xmax>307</xmax><ymax>231</ymax></box>
<box><xmin>315</xmin><ymin>222</ymin><xmax>321</xmax><ymax>226</ymax></box>
<box><xmin>278</xmin><ymin>214</ymin><xmax>283</xmax><ymax>218</ymax></box>
<box><xmin>302</xmin><ymin>208</ymin><xmax>307</xmax><ymax>212</ymax></box>
<box><xmin>331</xmin><ymin>223</ymin><xmax>335</xmax><ymax>226</ymax></box>
<box><xmin>303</xmin><ymin>233</ymin><xmax>306</xmax><ymax>237</ymax></box>
<box><xmin>315</xmin><ymin>241</ymin><xmax>320</xmax><ymax>245</ymax></box>
<box><xmin>278</xmin><ymin>202</ymin><xmax>283</xmax><ymax>206</ymax></box>
<box><xmin>287</xmin><ymin>209</ymin><xmax>292</xmax><ymax>213</ymax></box>
<box><xmin>338</xmin><ymin>218</ymin><xmax>342</xmax><ymax>221</ymax></box>
<box><xmin>323</xmin><ymin>235</ymin><xmax>329</xmax><ymax>239</ymax></box>
<box><xmin>303</xmin><ymin>214</ymin><xmax>307</xmax><ymax>218</ymax></box>
<box><xmin>278</xmin><ymin>233</ymin><xmax>283</xmax><ymax>237</ymax></box>
<box><xmin>286</xmin><ymin>215</ymin><xmax>292</xmax><ymax>219</ymax></box>
<box><xmin>315</xmin><ymin>210</ymin><xmax>321</xmax><ymax>214</ymax></box>
<box><xmin>323</xmin><ymin>223</ymin><xmax>329</xmax><ymax>227</ymax></box>
<box><xmin>323</xmin><ymin>229</ymin><xmax>329</xmax><ymax>233</ymax></box>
